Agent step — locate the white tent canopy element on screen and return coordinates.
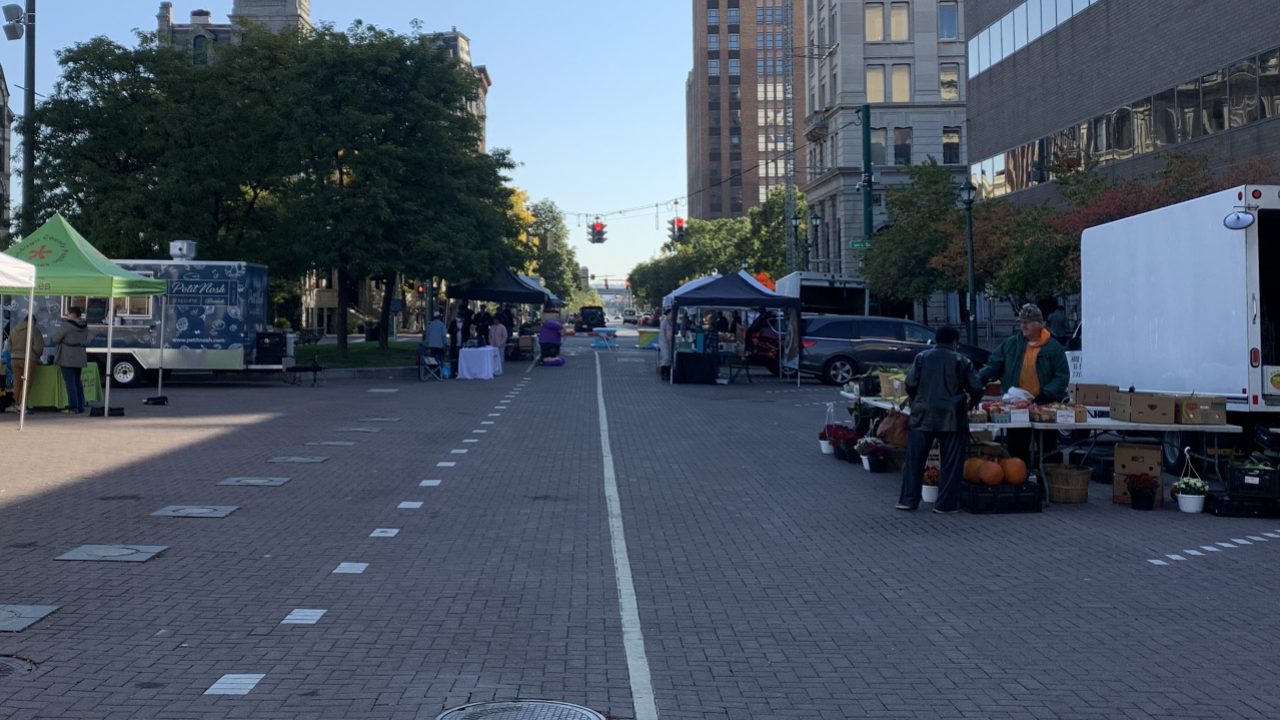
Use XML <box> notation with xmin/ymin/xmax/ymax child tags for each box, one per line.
<box><xmin>0</xmin><ymin>253</ymin><xmax>36</xmax><ymax>292</ymax></box>
<box><xmin>0</xmin><ymin>253</ymin><xmax>38</xmax><ymax>430</ymax></box>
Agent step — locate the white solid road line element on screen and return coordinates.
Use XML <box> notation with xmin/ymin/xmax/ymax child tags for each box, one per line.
<box><xmin>594</xmin><ymin>353</ymin><xmax>658</xmax><ymax>720</ymax></box>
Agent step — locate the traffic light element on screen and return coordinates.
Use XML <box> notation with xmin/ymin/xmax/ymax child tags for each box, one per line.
<box><xmin>589</xmin><ymin>220</ymin><xmax>607</xmax><ymax>244</ymax></box>
<box><xmin>604</xmin><ymin>279</ymin><xmax>609</xmax><ymax>289</ymax></box>
<box><xmin>667</xmin><ymin>218</ymin><xmax>677</xmax><ymax>242</ymax></box>
<box><xmin>416</xmin><ymin>284</ymin><xmax>426</xmax><ymax>298</ymax></box>
<box><xmin>675</xmin><ymin>217</ymin><xmax>685</xmax><ymax>243</ymax></box>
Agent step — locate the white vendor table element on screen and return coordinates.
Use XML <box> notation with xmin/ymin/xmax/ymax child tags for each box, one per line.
<box><xmin>843</xmin><ymin>392</ymin><xmax>1243</xmax><ymax>501</ymax></box>
<box><xmin>458</xmin><ymin>346</ymin><xmax>504</xmax><ymax>380</ymax></box>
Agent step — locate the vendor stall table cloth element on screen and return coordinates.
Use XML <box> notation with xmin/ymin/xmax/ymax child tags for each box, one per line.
<box><xmin>26</xmin><ymin>363</ymin><xmax>103</xmax><ymax>409</ymax></box>
<box><xmin>457</xmin><ymin>346</ymin><xmax>503</xmax><ymax>380</ymax></box>
<box><xmin>672</xmin><ymin>351</ymin><xmax>718</xmax><ymax>384</ymax></box>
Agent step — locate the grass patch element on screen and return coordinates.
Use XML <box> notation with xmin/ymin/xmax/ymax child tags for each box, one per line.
<box><xmin>298</xmin><ymin>340</ymin><xmax>420</xmax><ymax>369</ymax></box>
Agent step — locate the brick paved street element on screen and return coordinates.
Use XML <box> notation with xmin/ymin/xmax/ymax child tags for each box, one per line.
<box><xmin>3</xmin><ymin>336</ymin><xmax>1280</xmax><ymax>720</ymax></box>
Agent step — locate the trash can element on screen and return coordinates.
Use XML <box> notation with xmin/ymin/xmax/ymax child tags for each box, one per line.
<box><xmin>364</xmin><ymin>323</ymin><xmax>380</xmax><ymax>342</ymax></box>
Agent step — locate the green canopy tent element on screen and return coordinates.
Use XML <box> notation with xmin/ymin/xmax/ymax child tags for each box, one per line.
<box><xmin>3</xmin><ymin>214</ymin><xmax>166</xmax><ymax>424</ymax></box>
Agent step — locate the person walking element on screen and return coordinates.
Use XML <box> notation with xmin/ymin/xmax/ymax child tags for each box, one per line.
<box><xmin>52</xmin><ymin>307</ymin><xmax>89</xmax><ymax>414</ymax></box>
<box><xmin>658</xmin><ymin>311</ymin><xmax>674</xmax><ymax>380</ymax></box>
<box><xmin>897</xmin><ymin>326</ymin><xmax>985</xmax><ymax>514</ymax></box>
<box><xmin>8</xmin><ymin>313</ymin><xmax>44</xmax><ymax>411</ymax></box>
<box><xmin>979</xmin><ymin>303</ymin><xmax>1071</xmax><ymax>465</ymax></box>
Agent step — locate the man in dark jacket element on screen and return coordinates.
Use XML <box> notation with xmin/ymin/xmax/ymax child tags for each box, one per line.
<box><xmin>897</xmin><ymin>326</ymin><xmax>985</xmax><ymax>513</ymax></box>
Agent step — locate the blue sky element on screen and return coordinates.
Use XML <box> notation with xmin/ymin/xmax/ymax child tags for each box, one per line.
<box><xmin>0</xmin><ymin>0</ymin><xmax>691</xmax><ymax>281</ymax></box>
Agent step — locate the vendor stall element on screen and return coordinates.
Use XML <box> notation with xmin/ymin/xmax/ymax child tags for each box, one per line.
<box><xmin>664</xmin><ymin>271</ymin><xmax>801</xmax><ymax>386</ymax></box>
<box><xmin>846</xmin><ymin>391</ymin><xmax>1243</xmax><ymax>507</ymax></box>
<box><xmin>0</xmin><ymin>252</ymin><xmax>37</xmax><ymax>428</ymax></box>
<box><xmin>4</xmin><ymin>215</ymin><xmax>167</xmax><ymax>424</ymax></box>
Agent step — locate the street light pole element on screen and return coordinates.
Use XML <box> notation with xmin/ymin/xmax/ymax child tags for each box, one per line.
<box><xmin>960</xmin><ymin>179</ymin><xmax>977</xmax><ymax>346</ymax></box>
<box><xmin>808</xmin><ymin>211</ymin><xmax>820</xmax><ymax>270</ymax></box>
<box><xmin>3</xmin><ymin>1</ymin><xmax>35</xmax><ymax>237</ymax></box>
<box><xmin>789</xmin><ymin>212</ymin><xmax>801</xmax><ymax>273</ymax></box>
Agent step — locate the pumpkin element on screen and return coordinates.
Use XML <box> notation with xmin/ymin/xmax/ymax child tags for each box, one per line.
<box><xmin>1000</xmin><ymin>458</ymin><xmax>1027</xmax><ymax>485</ymax></box>
<box><xmin>964</xmin><ymin>457</ymin><xmax>986</xmax><ymax>483</ymax></box>
<box><xmin>979</xmin><ymin>460</ymin><xmax>1005</xmax><ymax>486</ymax></box>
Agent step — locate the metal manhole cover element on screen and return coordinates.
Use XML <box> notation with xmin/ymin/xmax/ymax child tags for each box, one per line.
<box><xmin>0</xmin><ymin>656</ymin><xmax>37</xmax><ymax>676</ymax></box>
<box><xmin>55</xmin><ymin>545</ymin><xmax>167</xmax><ymax>562</ymax></box>
<box><xmin>151</xmin><ymin>505</ymin><xmax>238</xmax><ymax>518</ymax></box>
<box><xmin>219</xmin><ymin>477</ymin><xmax>290</xmax><ymax>487</ymax></box>
<box><xmin>436</xmin><ymin>701</ymin><xmax>605</xmax><ymax>720</ymax></box>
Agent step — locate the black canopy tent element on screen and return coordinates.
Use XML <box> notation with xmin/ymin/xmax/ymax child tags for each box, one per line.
<box><xmin>447</xmin><ymin>267</ymin><xmax>550</xmax><ymax>304</ymax></box>
<box><xmin>665</xmin><ymin>271</ymin><xmax>802</xmax><ymax>386</ymax></box>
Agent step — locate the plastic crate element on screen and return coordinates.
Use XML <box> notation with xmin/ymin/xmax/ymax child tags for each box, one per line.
<box><xmin>1206</xmin><ymin>492</ymin><xmax>1280</xmax><ymax>518</ymax></box>
<box><xmin>1225</xmin><ymin>464</ymin><xmax>1280</xmax><ymax>499</ymax></box>
<box><xmin>960</xmin><ymin>482</ymin><xmax>1044</xmax><ymax>514</ymax></box>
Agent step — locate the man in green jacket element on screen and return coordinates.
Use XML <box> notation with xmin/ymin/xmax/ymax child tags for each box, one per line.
<box><xmin>979</xmin><ymin>304</ymin><xmax>1072</xmax><ymax>465</ymax></box>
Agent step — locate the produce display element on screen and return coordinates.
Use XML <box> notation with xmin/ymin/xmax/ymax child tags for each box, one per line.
<box><xmin>964</xmin><ymin>457</ymin><xmax>1027</xmax><ymax>487</ymax></box>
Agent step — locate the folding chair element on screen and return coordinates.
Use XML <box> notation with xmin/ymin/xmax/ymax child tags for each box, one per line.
<box><xmin>418</xmin><ymin>344</ymin><xmax>443</xmax><ymax>381</ymax></box>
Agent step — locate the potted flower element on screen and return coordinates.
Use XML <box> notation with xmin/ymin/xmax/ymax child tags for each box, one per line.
<box><xmin>842</xmin><ymin>436</ymin><xmax>862</xmax><ymax>463</ymax></box>
<box><xmin>819</xmin><ymin>431</ymin><xmax>833</xmax><ymax>455</ymax></box>
<box><xmin>855</xmin><ymin>437</ymin><xmax>890</xmax><ymax>473</ymax></box>
<box><xmin>921</xmin><ymin>467</ymin><xmax>941</xmax><ymax>503</ymax></box>
<box><xmin>1173</xmin><ymin>476</ymin><xmax>1208</xmax><ymax>513</ymax></box>
<box><xmin>1125</xmin><ymin>473</ymin><xmax>1160</xmax><ymax>511</ymax></box>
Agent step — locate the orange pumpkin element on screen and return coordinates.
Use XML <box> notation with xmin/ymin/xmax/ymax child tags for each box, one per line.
<box><xmin>1000</xmin><ymin>458</ymin><xmax>1027</xmax><ymax>485</ymax></box>
<box><xmin>964</xmin><ymin>457</ymin><xmax>986</xmax><ymax>483</ymax></box>
<box><xmin>979</xmin><ymin>460</ymin><xmax>1005</xmax><ymax>486</ymax></box>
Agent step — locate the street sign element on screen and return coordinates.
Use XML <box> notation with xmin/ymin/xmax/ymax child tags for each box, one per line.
<box><xmin>849</xmin><ymin>241</ymin><xmax>869</xmax><ymax>250</ymax></box>
<box><xmin>390</xmin><ymin>299</ymin><xmax>405</xmax><ymax>313</ymax></box>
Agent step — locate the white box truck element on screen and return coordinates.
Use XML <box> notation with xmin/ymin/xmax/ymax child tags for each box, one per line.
<box><xmin>1079</xmin><ymin>185</ymin><xmax>1280</xmax><ymax>464</ymax></box>
<box><xmin>774</xmin><ymin>272</ymin><xmax>867</xmax><ymax>315</ymax></box>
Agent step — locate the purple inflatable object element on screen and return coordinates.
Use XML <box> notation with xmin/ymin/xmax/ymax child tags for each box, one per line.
<box><xmin>542</xmin><ymin>357</ymin><xmax>566</xmax><ymax>367</ymax></box>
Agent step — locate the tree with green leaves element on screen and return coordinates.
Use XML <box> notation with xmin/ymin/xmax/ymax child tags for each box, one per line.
<box><xmin>746</xmin><ymin>185</ymin><xmax>806</xmax><ymax>278</ymax></box>
<box><xmin>528</xmin><ymin>199</ymin><xmax>582</xmax><ymax>306</ymax></box>
<box><xmin>860</xmin><ymin>159</ymin><xmax>959</xmax><ymax>322</ymax></box>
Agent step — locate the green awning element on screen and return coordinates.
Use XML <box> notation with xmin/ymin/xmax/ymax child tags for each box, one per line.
<box><xmin>3</xmin><ymin>214</ymin><xmax>167</xmax><ymax>297</ymax></box>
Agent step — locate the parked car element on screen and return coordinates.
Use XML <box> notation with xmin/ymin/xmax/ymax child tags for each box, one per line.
<box><xmin>749</xmin><ymin>315</ymin><xmax>990</xmax><ymax>385</ymax></box>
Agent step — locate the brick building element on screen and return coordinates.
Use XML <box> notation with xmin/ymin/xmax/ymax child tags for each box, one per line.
<box><xmin>687</xmin><ymin>0</ymin><xmax>808</xmax><ymax>220</ymax></box>
<box><xmin>967</xmin><ymin>0</ymin><xmax>1280</xmax><ymax>203</ymax></box>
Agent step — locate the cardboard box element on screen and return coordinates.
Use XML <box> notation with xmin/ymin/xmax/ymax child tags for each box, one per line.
<box><xmin>1110</xmin><ymin>392</ymin><xmax>1176</xmax><ymax>424</ymax></box>
<box><xmin>1112</xmin><ymin>473</ymin><xmax>1164</xmax><ymax>506</ymax></box>
<box><xmin>1070</xmin><ymin>383</ymin><xmax>1119</xmax><ymax>407</ymax></box>
<box><xmin>1173</xmin><ymin>395</ymin><xmax>1229</xmax><ymax>425</ymax></box>
<box><xmin>1114</xmin><ymin>443</ymin><xmax>1162</xmax><ymax>477</ymax></box>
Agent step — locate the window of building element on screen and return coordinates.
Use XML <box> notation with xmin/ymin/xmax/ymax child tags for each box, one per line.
<box><xmin>728</xmin><ymin>8</ymin><xmax>739</xmax><ymax>24</ymax></box>
<box><xmin>866</xmin><ymin>65</ymin><xmax>885</xmax><ymax>103</ymax></box>
<box><xmin>709</xmin><ymin>59</ymin><xmax>721</xmax><ymax>76</ymax></box>
<box><xmin>708</xmin><ymin>34</ymin><xmax>720</xmax><ymax>51</ymax></box>
<box><xmin>1000</xmin><ymin>14</ymin><xmax>1014</xmax><ymax>60</ymax></box>
<box><xmin>708</xmin><ymin>85</ymin><xmax>721</xmax><ymax>102</ymax></box>
<box><xmin>1056</xmin><ymin>0</ymin><xmax>1072</xmax><ymax>26</ymax></box>
<box><xmin>757</xmin><ymin>33</ymin><xmax>764</xmax><ymax>50</ymax></box>
<box><xmin>894</xmin><ymin>127</ymin><xmax>912</xmax><ymax>164</ymax></box>
<box><xmin>1110</xmin><ymin>106</ymin><xmax>1134</xmax><ymax>160</ymax></box>
<box><xmin>757</xmin><ymin>7</ymin><xmax>764</xmax><ymax>23</ymax></box>
<box><xmin>1176</xmin><ymin>79</ymin><xmax>1201</xmax><ymax>142</ymax></box>
<box><xmin>1131</xmin><ymin>97</ymin><xmax>1154</xmax><ymax>155</ymax></box>
<box><xmin>889</xmin><ymin>3</ymin><xmax>909</xmax><ymax>40</ymax></box>
<box><xmin>865</xmin><ymin>4</ymin><xmax>884</xmax><ymax>42</ymax></box>
<box><xmin>728</xmin><ymin>59</ymin><xmax>740</xmax><ymax>75</ymax></box>
<box><xmin>830</xmin><ymin>70</ymin><xmax>838</xmax><ymax>101</ymax></box>
<box><xmin>708</xmin><ymin>8</ymin><xmax>720</xmax><ymax>25</ymax></box>
<box><xmin>1229</xmin><ymin>59</ymin><xmax>1258</xmax><ymax>128</ymax></box>
<box><xmin>818</xmin><ymin>21</ymin><xmax>826</xmax><ymax>48</ymax></box>
<box><xmin>1201</xmin><ymin>70</ymin><xmax>1227</xmax><ymax>134</ymax></box>
<box><xmin>943</xmin><ymin>126</ymin><xmax>960</xmax><ymax>164</ymax></box>
<box><xmin>729</xmin><ymin>85</ymin><xmax>741</xmax><ymax>101</ymax></box>
<box><xmin>870</xmin><ymin>128</ymin><xmax>887</xmax><ymax>166</ymax></box>
<box><xmin>729</xmin><ymin>108</ymin><xmax>740</xmax><ymax>127</ymax></box>
<box><xmin>709</xmin><ymin>108</ymin><xmax>721</xmax><ymax>128</ymax></box>
<box><xmin>940</xmin><ymin>63</ymin><xmax>959</xmax><ymax>100</ymax></box>
<box><xmin>1073</xmin><ymin>0</ymin><xmax>1088</xmax><ymax>12</ymax></box>
<box><xmin>830</xmin><ymin>9</ymin><xmax>838</xmax><ymax>42</ymax></box>
<box><xmin>193</xmin><ymin>35</ymin><xmax>208</xmax><ymax>64</ymax></box>
<box><xmin>1012</xmin><ymin>4</ymin><xmax>1026</xmax><ymax>52</ymax></box>
<box><xmin>1027</xmin><ymin>1</ymin><xmax>1043</xmax><ymax>43</ymax></box>
<box><xmin>1152</xmin><ymin>87</ymin><xmax>1177</xmax><ymax>147</ymax></box>
<box><xmin>758</xmin><ymin>59</ymin><xmax>765</xmax><ymax>74</ymax></box>
<box><xmin>1262</xmin><ymin>49</ymin><xmax>1280</xmax><ymax>119</ymax></box>
<box><xmin>1041</xmin><ymin>0</ymin><xmax>1057</xmax><ymax>34</ymax></box>
<box><xmin>728</xmin><ymin>33</ymin><xmax>739</xmax><ymax>50</ymax></box>
<box><xmin>891</xmin><ymin>64</ymin><xmax>910</xmax><ymax>102</ymax></box>
<box><xmin>939</xmin><ymin>2</ymin><xmax>958</xmax><ymax>40</ymax></box>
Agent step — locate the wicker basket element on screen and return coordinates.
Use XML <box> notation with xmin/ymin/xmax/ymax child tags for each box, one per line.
<box><xmin>1044</xmin><ymin>463</ymin><xmax>1092</xmax><ymax>503</ymax></box>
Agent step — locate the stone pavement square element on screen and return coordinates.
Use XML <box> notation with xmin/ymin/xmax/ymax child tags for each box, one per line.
<box><xmin>1</xmin><ymin>334</ymin><xmax>1279</xmax><ymax>720</ymax></box>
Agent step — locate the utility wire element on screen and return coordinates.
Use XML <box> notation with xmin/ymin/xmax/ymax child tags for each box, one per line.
<box><xmin>565</xmin><ymin>113</ymin><xmax>866</xmax><ymax>222</ymax></box>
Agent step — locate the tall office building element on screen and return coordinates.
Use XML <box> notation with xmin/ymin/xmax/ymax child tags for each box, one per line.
<box><xmin>967</xmin><ymin>0</ymin><xmax>1280</xmax><ymax>203</ymax></box>
<box><xmin>800</xmin><ymin>0</ymin><xmax>968</xmax><ymax>277</ymax></box>
<box><xmin>687</xmin><ymin>0</ymin><xmax>808</xmax><ymax>220</ymax></box>
<box><xmin>427</xmin><ymin>29</ymin><xmax>493</xmax><ymax>153</ymax></box>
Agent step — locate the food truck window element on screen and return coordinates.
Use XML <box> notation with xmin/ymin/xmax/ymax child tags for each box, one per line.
<box><xmin>64</xmin><ymin>295</ymin><xmax>152</xmax><ymax>323</ymax></box>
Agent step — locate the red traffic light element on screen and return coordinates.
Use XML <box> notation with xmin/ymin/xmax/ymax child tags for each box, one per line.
<box><xmin>675</xmin><ymin>218</ymin><xmax>684</xmax><ymax>227</ymax></box>
<box><xmin>593</xmin><ymin>222</ymin><xmax>603</xmax><ymax>231</ymax></box>
<box><xmin>417</xmin><ymin>285</ymin><xmax>426</xmax><ymax>293</ymax></box>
